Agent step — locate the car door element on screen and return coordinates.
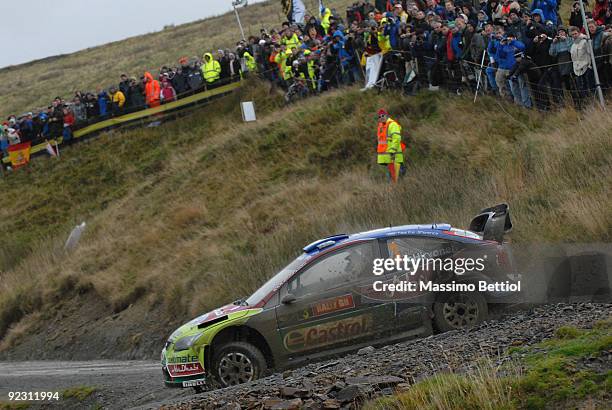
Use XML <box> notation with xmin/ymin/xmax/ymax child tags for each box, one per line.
<box><xmin>382</xmin><ymin>236</ymin><xmax>460</xmax><ymax>331</ymax></box>
<box><xmin>274</xmin><ymin>240</ymin><xmax>395</xmax><ymax>361</ymax></box>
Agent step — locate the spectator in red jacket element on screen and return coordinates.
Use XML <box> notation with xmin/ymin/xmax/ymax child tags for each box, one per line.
<box><xmin>62</xmin><ymin>107</ymin><xmax>75</xmax><ymax>144</ymax></box>
<box><xmin>160</xmin><ymin>80</ymin><xmax>177</xmax><ymax>104</ymax></box>
<box><xmin>593</xmin><ymin>0</ymin><xmax>611</xmax><ymax>25</ymax></box>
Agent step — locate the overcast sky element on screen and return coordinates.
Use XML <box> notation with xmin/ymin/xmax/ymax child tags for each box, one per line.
<box><xmin>0</xmin><ymin>0</ymin><xmax>265</xmax><ymax>68</ymax></box>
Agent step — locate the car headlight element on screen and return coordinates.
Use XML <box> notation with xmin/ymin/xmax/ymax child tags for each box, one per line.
<box><xmin>173</xmin><ymin>333</ymin><xmax>202</xmax><ymax>351</ymax></box>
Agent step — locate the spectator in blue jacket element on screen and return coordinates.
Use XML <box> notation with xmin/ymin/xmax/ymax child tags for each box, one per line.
<box><xmin>490</xmin><ymin>30</ymin><xmax>526</xmax><ymax>99</ymax></box>
<box><xmin>383</xmin><ymin>16</ymin><xmax>401</xmax><ymax>49</ymax></box>
<box><xmin>97</xmin><ymin>89</ymin><xmax>110</xmax><ymax>119</ymax></box>
<box><xmin>531</xmin><ymin>0</ymin><xmax>558</xmax><ymax>25</ymax></box>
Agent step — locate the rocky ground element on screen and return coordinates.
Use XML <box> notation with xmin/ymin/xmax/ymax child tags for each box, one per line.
<box><xmin>1</xmin><ymin>303</ymin><xmax>609</xmax><ymax>409</ymax></box>
<box><xmin>158</xmin><ymin>303</ymin><xmax>611</xmax><ymax>410</ymax></box>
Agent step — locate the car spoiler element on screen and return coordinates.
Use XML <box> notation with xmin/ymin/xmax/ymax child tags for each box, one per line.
<box><xmin>468</xmin><ymin>203</ymin><xmax>512</xmax><ymax>243</ymax></box>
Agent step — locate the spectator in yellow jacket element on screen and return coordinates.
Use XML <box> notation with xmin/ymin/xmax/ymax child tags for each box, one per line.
<box><xmin>109</xmin><ymin>86</ymin><xmax>126</xmax><ymax>115</ymax></box>
<box><xmin>201</xmin><ymin>52</ymin><xmax>221</xmax><ymax>84</ymax></box>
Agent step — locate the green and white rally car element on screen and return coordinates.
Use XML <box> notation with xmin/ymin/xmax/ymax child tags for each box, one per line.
<box><xmin>161</xmin><ymin>205</ymin><xmax>515</xmax><ymax>389</ymax></box>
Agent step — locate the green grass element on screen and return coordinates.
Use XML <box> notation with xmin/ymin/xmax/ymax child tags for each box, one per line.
<box><xmin>62</xmin><ymin>386</ymin><xmax>97</xmax><ymax>401</ymax></box>
<box><xmin>516</xmin><ymin>321</ymin><xmax>612</xmax><ymax>408</ymax></box>
<box><xmin>366</xmin><ymin>320</ymin><xmax>612</xmax><ymax>410</ymax></box>
<box><xmin>0</xmin><ymin>403</ymin><xmax>30</xmax><ymax>410</ymax></box>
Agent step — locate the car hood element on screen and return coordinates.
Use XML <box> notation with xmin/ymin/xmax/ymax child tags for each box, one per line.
<box><xmin>187</xmin><ymin>303</ymin><xmax>250</xmax><ymax>326</ymax></box>
<box><xmin>168</xmin><ymin>303</ymin><xmax>251</xmax><ymax>341</ymax></box>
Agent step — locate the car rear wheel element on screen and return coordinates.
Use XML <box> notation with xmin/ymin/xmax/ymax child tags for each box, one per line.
<box><xmin>433</xmin><ymin>291</ymin><xmax>488</xmax><ymax>332</ymax></box>
<box><xmin>212</xmin><ymin>342</ymin><xmax>267</xmax><ymax>388</ymax></box>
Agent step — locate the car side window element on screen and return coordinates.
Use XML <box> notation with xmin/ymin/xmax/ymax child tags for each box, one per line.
<box><xmin>386</xmin><ymin>237</ymin><xmax>459</xmax><ymax>279</ymax></box>
<box><xmin>387</xmin><ymin>237</ymin><xmax>456</xmax><ymax>261</ymax></box>
<box><xmin>285</xmin><ymin>242</ymin><xmax>377</xmax><ymax>298</ymax></box>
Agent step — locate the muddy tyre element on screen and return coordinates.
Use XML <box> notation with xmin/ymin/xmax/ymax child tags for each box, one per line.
<box><xmin>212</xmin><ymin>342</ymin><xmax>267</xmax><ymax>388</ymax></box>
<box><xmin>433</xmin><ymin>291</ymin><xmax>488</xmax><ymax>332</ymax></box>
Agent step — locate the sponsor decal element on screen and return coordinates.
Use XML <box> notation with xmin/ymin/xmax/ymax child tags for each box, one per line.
<box><xmin>167</xmin><ymin>355</ymin><xmax>198</xmax><ymax>364</ymax></box>
<box><xmin>311</xmin><ymin>294</ymin><xmax>355</xmax><ymax>317</ymax></box>
<box><xmin>168</xmin><ymin>361</ymin><xmax>205</xmax><ymax>377</ymax></box>
<box><xmin>283</xmin><ymin>314</ymin><xmax>372</xmax><ymax>352</ymax></box>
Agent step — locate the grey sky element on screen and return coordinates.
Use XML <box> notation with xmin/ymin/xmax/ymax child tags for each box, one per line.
<box><xmin>0</xmin><ymin>0</ymin><xmax>265</xmax><ymax>68</ymax></box>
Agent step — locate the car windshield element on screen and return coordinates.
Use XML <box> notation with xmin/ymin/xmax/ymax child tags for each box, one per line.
<box><xmin>245</xmin><ymin>253</ymin><xmax>311</xmax><ymax>306</ymax></box>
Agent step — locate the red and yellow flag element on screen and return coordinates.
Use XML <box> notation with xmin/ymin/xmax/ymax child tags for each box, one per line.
<box><xmin>8</xmin><ymin>142</ymin><xmax>32</xmax><ymax>169</ymax></box>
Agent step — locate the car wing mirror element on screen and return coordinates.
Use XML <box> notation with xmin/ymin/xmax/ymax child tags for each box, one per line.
<box><xmin>281</xmin><ymin>294</ymin><xmax>297</xmax><ymax>305</ymax></box>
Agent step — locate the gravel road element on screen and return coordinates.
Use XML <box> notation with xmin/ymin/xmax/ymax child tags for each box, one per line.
<box><xmin>0</xmin><ymin>360</ymin><xmax>191</xmax><ymax>409</ymax></box>
<box><xmin>1</xmin><ymin>303</ymin><xmax>609</xmax><ymax>409</ymax></box>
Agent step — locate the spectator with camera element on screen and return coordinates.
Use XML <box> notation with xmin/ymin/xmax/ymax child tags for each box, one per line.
<box><xmin>527</xmin><ymin>32</ymin><xmax>554</xmax><ymax>109</ymax></box>
<box><xmin>549</xmin><ymin>26</ymin><xmax>576</xmax><ymax>104</ymax></box>
<box><xmin>569</xmin><ymin>26</ymin><xmax>595</xmax><ymax>107</ymax></box>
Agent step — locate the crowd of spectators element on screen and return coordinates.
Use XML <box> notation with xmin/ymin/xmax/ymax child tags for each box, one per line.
<box><xmin>1</xmin><ymin>0</ymin><xmax>611</xmax><ymax>165</ymax></box>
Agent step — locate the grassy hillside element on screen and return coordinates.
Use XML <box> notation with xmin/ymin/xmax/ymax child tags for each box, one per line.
<box><xmin>0</xmin><ymin>76</ymin><xmax>610</xmax><ymax>355</ymax></box>
<box><xmin>0</xmin><ymin>0</ymin><xmax>353</xmax><ymax>117</ymax></box>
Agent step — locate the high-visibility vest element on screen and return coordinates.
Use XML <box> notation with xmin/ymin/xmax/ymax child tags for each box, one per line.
<box><xmin>377</xmin><ymin>120</ymin><xmax>390</xmax><ymax>153</ymax></box>
<box><xmin>243</xmin><ymin>51</ymin><xmax>256</xmax><ymax>71</ymax></box>
<box><xmin>377</xmin><ymin>118</ymin><xmax>404</xmax><ymax>164</ymax></box>
<box><xmin>274</xmin><ymin>51</ymin><xmax>293</xmax><ymax>80</ymax></box>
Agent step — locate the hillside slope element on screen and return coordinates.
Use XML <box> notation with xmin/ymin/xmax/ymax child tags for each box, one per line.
<box><xmin>0</xmin><ymin>77</ymin><xmax>610</xmax><ymax>359</ymax></box>
<box><xmin>0</xmin><ymin>0</ymin><xmax>353</xmax><ymax>117</ymax></box>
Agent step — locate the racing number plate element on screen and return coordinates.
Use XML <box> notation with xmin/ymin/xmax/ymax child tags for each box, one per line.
<box><xmin>182</xmin><ymin>379</ymin><xmax>206</xmax><ymax>387</ymax></box>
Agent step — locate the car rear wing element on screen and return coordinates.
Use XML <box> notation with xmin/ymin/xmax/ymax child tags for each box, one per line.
<box><xmin>468</xmin><ymin>203</ymin><xmax>513</xmax><ymax>243</ymax></box>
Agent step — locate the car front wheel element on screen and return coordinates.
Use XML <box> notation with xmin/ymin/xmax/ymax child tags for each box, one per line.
<box><xmin>212</xmin><ymin>341</ymin><xmax>267</xmax><ymax>388</ymax></box>
<box><xmin>433</xmin><ymin>291</ymin><xmax>488</xmax><ymax>332</ymax></box>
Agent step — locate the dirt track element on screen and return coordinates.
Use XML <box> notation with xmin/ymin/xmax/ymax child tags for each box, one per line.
<box><xmin>0</xmin><ymin>360</ymin><xmax>190</xmax><ymax>409</ymax></box>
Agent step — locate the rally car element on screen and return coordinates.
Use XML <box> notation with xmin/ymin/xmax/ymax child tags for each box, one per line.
<box><xmin>161</xmin><ymin>204</ymin><xmax>515</xmax><ymax>390</ymax></box>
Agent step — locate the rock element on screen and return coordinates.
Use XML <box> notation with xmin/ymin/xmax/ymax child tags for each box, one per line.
<box><xmin>336</xmin><ymin>385</ymin><xmax>366</xmax><ymax>403</ymax></box>
<box><xmin>357</xmin><ymin>346</ymin><xmax>376</xmax><ymax>355</ymax></box>
<box><xmin>316</xmin><ymin>361</ymin><xmax>340</xmax><ymax>371</ymax></box>
<box><xmin>264</xmin><ymin>398</ymin><xmax>303</xmax><ymax>410</ymax></box>
<box><xmin>313</xmin><ymin>393</ymin><xmax>329</xmax><ymax>401</ymax></box>
<box><xmin>395</xmin><ymin>383</ymin><xmax>411</xmax><ymax>392</ymax></box>
<box><xmin>302</xmin><ymin>399</ymin><xmax>323</xmax><ymax>410</ymax></box>
<box><xmin>344</xmin><ymin>375</ymin><xmax>404</xmax><ymax>389</ymax></box>
<box><xmin>302</xmin><ymin>380</ymin><xmax>315</xmax><ymax>392</ymax></box>
<box><xmin>280</xmin><ymin>386</ymin><xmax>310</xmax><ymax>398</ymax></box>
<box><xmin>282</xmin><ymin>370</ymin><xmax>293</xmax><ymax>379</ymax></box>
<box><xmin>321</xmin><ymin>399</ymin><xmax>341</xmax><ymax>409</ymax></box>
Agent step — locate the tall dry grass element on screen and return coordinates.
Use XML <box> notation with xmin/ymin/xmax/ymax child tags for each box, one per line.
<box><xmin>0</xmin><ymin>80</ymin><xmax>610</xmax><ymax>349</ymax></box>
<box><xmin>365</xmin><ymin>359</ymin><xmax>520</xmax><ymax>410</ymax></box>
